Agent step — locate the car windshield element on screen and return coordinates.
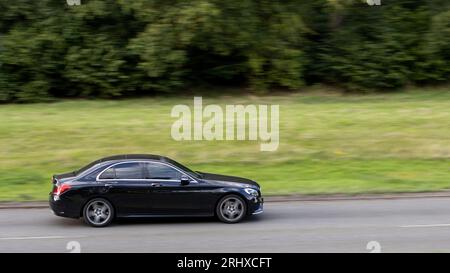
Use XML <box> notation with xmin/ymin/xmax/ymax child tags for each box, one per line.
<box><xmin>164</xmin><ymin>158</ymin><xmax>202</xmax><ymax>179</ymax></box>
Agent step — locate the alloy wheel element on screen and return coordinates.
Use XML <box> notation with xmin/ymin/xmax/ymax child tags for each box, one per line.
<box><xmin>219</xmin><ymin>196</ymin><xmax>245</xmax><ymax>223</ymax></box>
<box><xmin>84</xmin><ymin>199</ymin><xmax>113</xmax><ymax>227</ymax></box>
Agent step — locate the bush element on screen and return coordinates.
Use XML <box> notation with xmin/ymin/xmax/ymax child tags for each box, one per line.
<box><xmin>0</xmin><ymin>0</ymin><xmax>449</xmax><ymax>102</ymax></box>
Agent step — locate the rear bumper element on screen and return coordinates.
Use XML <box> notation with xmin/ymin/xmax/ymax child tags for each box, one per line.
<box><xmin>49</xmin><ymin>194</ymin><xmax>81</xmax><ymax>219</ymax></box>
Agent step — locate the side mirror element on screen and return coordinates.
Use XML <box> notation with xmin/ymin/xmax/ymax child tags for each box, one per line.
<box><xmin>180</xmin><ymin>175</ymin><xmax>190</xmax><ymax>186</ymax></box>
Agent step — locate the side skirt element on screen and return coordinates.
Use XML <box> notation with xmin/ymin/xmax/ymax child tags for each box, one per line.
<box><xmin>117</xmin><ymin>214</ymin><xmax>214</xmax><ymax>218</ymax></box>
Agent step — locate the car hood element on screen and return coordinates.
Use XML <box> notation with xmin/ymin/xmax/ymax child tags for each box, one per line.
<box><xmin>197</xmin><ymin>172</ymin><xmax>260</xmax><ymax>188</ymax></box>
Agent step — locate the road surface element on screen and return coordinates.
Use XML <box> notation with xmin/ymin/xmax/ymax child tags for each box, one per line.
<box><xmin>1</xmin><ymin>197</ymin><xmax>450</xmax><ymax>252</ymax></box>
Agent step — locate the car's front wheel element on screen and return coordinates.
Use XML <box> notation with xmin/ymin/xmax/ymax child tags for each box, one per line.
<box><xmin>83</xmin><ymin>198</ymin><xmax>114</xmax><ymax>227</ymax></box>
<box><xmin>216</xmin><ymin>194</ymin><xmax>247</xmax><ymax>223</ymax></box>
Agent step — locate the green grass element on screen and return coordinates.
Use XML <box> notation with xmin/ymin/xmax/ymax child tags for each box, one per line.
<box><xmin>0</xmin><ymin>87</ymin><xmax>449</xmax><ymax>201</ymax></box>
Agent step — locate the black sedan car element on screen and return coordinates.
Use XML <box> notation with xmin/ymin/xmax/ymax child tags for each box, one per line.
<box><xmin>50</xmin><ymin>154</ymin><xmax>263</xmax><ymax>227</ymax></box>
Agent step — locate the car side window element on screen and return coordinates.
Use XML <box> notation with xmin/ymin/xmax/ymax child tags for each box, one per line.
<box><xmin>81</xmin><ymin>170</ymin><xmax>103</xmax><ymax>181</ymax></box>
<box><xmin>99</xmin><ymin>167</ymin><xmax>116</xmax><ymax>180</ymax></box>
<box><xmin>144</xmin><ymin>163</ymin><xmax>182</xmax><ymax>180</ymax></box>
<box><xmin>99</xmin><ymin>162</ymin><xmax>144</xmax><ymax>180</ymax></box>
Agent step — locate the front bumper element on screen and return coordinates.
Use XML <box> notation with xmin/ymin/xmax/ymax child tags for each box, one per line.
<box><xmin>249</xmin><ymin>196</ymin><xmax>264</xmax><ymax>215</ymax></box>
<box><xmin>252</xmin><ymin>204</ymin><xmax>264</xmax><ymax>215</ymax></box>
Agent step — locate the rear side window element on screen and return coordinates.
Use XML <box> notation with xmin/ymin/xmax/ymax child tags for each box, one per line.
<box><xmin>80</xmin><ymin>170</ymin><xmax>102</xmax><ymax>181</ymax></box>
<box><xmin>144</xmin><ymin>163</ymin><xmax>182</xmax><ymax>180</ymax></box>
<box><xmin>99</xmin><ymin>168</ymin><xmax>116</xmax><ymax>180</ymax></box>
<box><xmin>99</xmin><ymin>162</ymin><xmax>144</xmax><ymax>180</ymax></box>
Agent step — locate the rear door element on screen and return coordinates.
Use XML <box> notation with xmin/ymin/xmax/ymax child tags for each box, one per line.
<box><xmin>98</xmin><ymin>162</ymin><xmax>153</xmax><ymax>216</ymax></box>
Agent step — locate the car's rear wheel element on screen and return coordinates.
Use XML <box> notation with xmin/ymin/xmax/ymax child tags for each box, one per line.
<box><xmin>216</xmin><ymin>194</ymin><xmax>247</xmax><ymax>223</ymax></box>
<box><xmin>83</xmin><ymin>198</ymin><xmax>114</xmax><ymax>227</ymax></box>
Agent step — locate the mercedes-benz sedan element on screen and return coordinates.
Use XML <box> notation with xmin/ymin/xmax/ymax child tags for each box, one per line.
<box><xmin>50</xmin><ymin>154</ymin><xmax>264</xmax><ymax>227</ymax></box>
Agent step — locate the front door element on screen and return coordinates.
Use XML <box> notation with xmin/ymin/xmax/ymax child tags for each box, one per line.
<box><xmin>143</xmin><ymin>162</ymin><xmax>213</xmax><ymax>215</ymax></box>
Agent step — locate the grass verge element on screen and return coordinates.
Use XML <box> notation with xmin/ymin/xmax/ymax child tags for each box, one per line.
<box><xmin>0</xmin><ymin>87</ymin><xmax>449</xmax><ymax>201</ymax></box>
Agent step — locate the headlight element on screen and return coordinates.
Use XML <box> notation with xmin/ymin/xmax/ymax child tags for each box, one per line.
<box><xmin>244</xmin><ymin>188</ymin><xmax>259</xmax><ymax>197</ymax></box>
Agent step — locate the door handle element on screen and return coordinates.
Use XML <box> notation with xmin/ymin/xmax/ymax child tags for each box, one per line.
<box><xmin>150</xmin><ymin>183</ymin><xmax>161</xmax><ymax>187</ymax></box>
<box><xmin>102</xmin><ymin>184</ymin><xmax>114</xmax><ymax>193</ymax></box>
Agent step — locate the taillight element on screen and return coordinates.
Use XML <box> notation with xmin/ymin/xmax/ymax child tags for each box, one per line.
<box><xmin>53</xmin><ymin>184</ymin><xmax>71</xmax><ymax>196</ymax></box>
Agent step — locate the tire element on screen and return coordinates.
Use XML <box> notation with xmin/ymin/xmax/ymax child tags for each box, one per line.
<box><xmin>216</xmin><ymin>194</ymin><xmax>247</xmax><ymax>223</ymax></box>
<box><xmin>83</xmin><ymin>198</ymin><xmax>114</xmax><ymax>227</ymax></box>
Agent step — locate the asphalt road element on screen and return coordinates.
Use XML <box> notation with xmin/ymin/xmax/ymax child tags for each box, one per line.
<box><xmin>2</xmin><ymin>197</ymin><xmax>450</xmax><ymax>253</ymax></box>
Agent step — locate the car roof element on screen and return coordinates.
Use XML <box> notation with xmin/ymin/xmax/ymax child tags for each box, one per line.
<box><xmin>77</xmin><ymin>154</ymin><xmax>169</xmax><ymax>175</ymax></box>
<box><xmin>96</xmin><ymin>154</ymin><xmax>166</xmax><ymax>162</ymax></box>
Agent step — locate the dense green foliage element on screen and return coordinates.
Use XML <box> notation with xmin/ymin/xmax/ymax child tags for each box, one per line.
<box><xmin>0</xmin><ymin>0</ymin><xmax>449</xmax><ymax>102</ymax></box>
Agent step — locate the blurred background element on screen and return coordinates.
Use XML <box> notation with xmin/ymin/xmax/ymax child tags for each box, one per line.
<box><xmin>0</xmin><ymin>0</ymin><xmax>448</xmax><ymax>201</ymax></box>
